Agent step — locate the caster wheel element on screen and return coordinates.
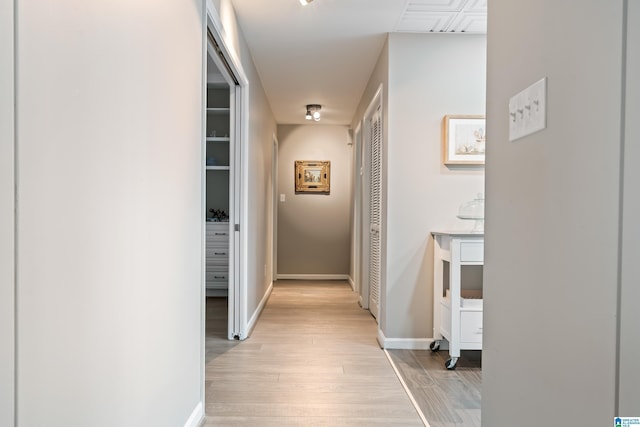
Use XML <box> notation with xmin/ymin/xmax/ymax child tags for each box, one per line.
<box><xmin>445</xmin><ymin>357</ymin><xmax>458</xmax><ymax>370</ymax></box>
<box><xmin>429</xmin><ymin>340</ymin><xmax>440</xmax><ymax>352</ymax></box>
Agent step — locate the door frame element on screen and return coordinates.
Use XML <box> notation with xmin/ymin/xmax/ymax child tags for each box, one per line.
<box><xmin>205</xmin><ymin>0</ymin><xmax>249</xmax><ymax>341</ymax></box>
<box><xmin>352</xmin><ymin>121</ymin><xmax>364</xmax><ymax>302</ymax></box>
<box><xmin>271</xmin><ymin>134</ymin><xmax>279</xmax><ymax>283</ymax></box>
<box><xmin>360</xmin><ymin>84</ymin><xmax>383</xmax><ymax>320</ymax></box>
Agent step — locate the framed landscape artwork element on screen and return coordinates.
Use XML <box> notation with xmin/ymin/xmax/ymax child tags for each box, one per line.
<box><xmin>442</xmin><ymin>115</ymin><xmax>486</xmax><ymax>165</ymax></box>
<box><xmin>295</xmin><ymin>160</ymin><xmax>330</xmax><ymax>193</ymax></box>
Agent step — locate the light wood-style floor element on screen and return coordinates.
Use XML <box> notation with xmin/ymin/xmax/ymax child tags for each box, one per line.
<box><xmin>387</xmin><ymin>349</ymin><xmax>481</xmax><ymax>427</ymax></box>
<box><xmin>203</xmin><ymin>280</ymin><xmax>424</xmax><ymax>426</ymax></box>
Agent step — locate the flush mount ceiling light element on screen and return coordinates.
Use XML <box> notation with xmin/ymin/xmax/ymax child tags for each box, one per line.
<box><xmin>299</xmin><ymin>0</ymin><xmax>315</xmax><ymax>5</ymax></box>
<box><xmin>305</xmin><ymin>104</ymin><xmax>322</xmax><ymax>121</ymax></box>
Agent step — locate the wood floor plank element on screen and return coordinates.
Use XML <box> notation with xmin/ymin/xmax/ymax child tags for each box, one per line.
<box><xmin>205</xmin><ymin>281</ymin><xmax>424</xmax><ymax>425</ymax></box>
<box><xmin>202</xmin><ymin>415</ymin><xmax>424</xmax><ymax>426</ymax></box>
<box><xmin>387</xmin><ymin>348</ymin><xmax>482</xmax><ymax>426</ymax></box>
<box><xmin>205</xmin><ymin>402</ymin><xmax>420</xmax><ymax>419</ymax></box>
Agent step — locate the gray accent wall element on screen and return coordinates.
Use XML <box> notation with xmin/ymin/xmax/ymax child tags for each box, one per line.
<box><xmin>13</xmin><ymin>1</ymin><xmax>204</xmax><ymax>425</ymax></box>
<box><xmin>277</xmin><ymin>125</ymin><xmax>352</xmax><ymax>275</ymax></box>
<box><xmin>483</xmin><ymin>0</ymin><xmax>637</xmax><ymax>424</ymax></box>
<box><xmin>0</xmin><ymin>0</ymin><xmax>14</xmax><ymax>424</ymax></box>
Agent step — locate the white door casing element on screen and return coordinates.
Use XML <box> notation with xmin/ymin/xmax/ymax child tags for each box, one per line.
<box><xmin>206</xmin><ymin>1</ymin><xmax>249</xmax><ymax>341</ymax></box>
<box><xmin>353</xmin><ymin>122</ymin><xmax>363</xmax><ymax>299</ymax></box>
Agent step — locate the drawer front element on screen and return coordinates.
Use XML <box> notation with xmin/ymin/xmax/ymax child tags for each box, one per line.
<box><xmin>206</xmin><ymin>272</ymin><xmax>229</xmax><ymax>283</ymax></box>
<box><xmin>460</xmin><ymin>311</ymin><xmax>483</xmax><ymax>343</ymax></box>
<box><xmin>206</xmin><ymin>224</ymin><xmax>230</xmax><ymax>239</ymax></box>
<box><xmin>206</xmin><ymin>232</ymin><xmax>229</xmax><ymax>245</ymax></box>
<box><xmin>206</xmin><ymin>230</ymin><xmax>230</xmax><ymax>239</ymax></box>
<box><xmin>460</xmin><ymin>242</ymin><xmax>484</xmax><ymax>262</ymax></box>
<box><xmin>206</xmin><ymin>263</ymin><xmax>227</xmax><ymax>272</ymax></box>
<box><xmin>206</xmin><ymin>239</ymin><xmax>228</xmax><ymax>250</ymax></box>
<box><xmin>206</xmin><ymin>247</ymin><xmax>229</xmax><ymax>257</ymax></box>
<box><xmin>206</xmin><ymin>256</ymin><xmax>228</xmax><ymax>267</ymax></box>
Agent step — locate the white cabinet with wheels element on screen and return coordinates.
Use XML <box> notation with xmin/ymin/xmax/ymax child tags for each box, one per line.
<box><xmin>431</xmin><ymin>231</ymin><xmax>484</xmax><ymax>370</ymax></box>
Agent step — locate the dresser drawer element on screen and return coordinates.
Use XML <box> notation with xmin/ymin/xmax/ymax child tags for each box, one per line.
<box><xmin>206</xmin><ymin>224</ymin><xmax>230</xmax><ymax>237</ymax></box>
<box><xmin>206</xmin><ymin>232</ymin><xmax>229</xmax><ymax>246</ymax></box>
<box><xmin>460</xmin><ymin>311</ymin><xmax>483</xmax><ymax>344</ymax></box>
<box><xmin>206</xmin><ymin>238</ymin><xmax>228</xmax><ymax>250</ymax></box>
<box><xmin>206</xmin><ymin>247</ymin><xmax>229</xmax><ymax>257</ymax></box>
<box><xmin>460</xmin><ymin>242</ymin><xmax>484</xmax><ymax>262</ymax></box>
<box><xmin>206</xmin><ymin>257</ymin><xmax>228</xmax><ymax>268</ymax></box>
<box><xmin>206</xmin><ymin>229</ymin><xmax>229</xmax><ymax>239</ymax></box>
<box><xmin>206</xmin><ymin>271</ymin><xmax>229</xmax><ymax>283</ymax></box>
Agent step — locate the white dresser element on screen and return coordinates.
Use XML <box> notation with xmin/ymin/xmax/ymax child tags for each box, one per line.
<box><xmin>431</xmin><ymin>231</ymin><xmax>484</xmax><ymax>370</ymax></box>
<box><xmin>206</xmin><ymin>222</ymin><xmax>229</xmax><ymax>296</ymax></box>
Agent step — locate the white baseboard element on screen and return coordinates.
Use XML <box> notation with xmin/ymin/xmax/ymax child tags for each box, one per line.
<box><xmin>347</xmin><ymin>276</ymin><xmax>355</xmax><ymax>291</ymax></box>
<box><xmin>377</xmin><ymin>329</ymin><xmax>434</xmax><ymax>350</ymax></box>
<box><xmin>183</xmin><ymin>402</ymin><xmax>203</xmax><ymax>427</ymax></box>
<box><xmin>277</xmin><ymin>274</ymin><xmax>349</xmax><ymax>281</ymax></box>
<box><xmin>246</xmin><ymin>281</ymin><xmax>273</xmax><ymax>336</ymax></box>
<box><xmin>358</xmin><ymin>295</ymin><xmax>368</xmax><ymax>309</ymax></box>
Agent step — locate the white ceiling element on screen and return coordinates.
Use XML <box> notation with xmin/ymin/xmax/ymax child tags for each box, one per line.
<box><xmin>227</xmin><ymin>0</ymin><xmax>487</xmax><ymax>125</ymax></box>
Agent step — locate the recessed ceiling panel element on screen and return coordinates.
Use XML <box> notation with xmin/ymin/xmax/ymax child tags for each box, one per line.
<box><xmin>447</xmin><ymin>12</ymin><xmax>488</xmax><ymax>33</ymax></box>
<box><xmin>465</xmin><ymin>0</ymin><xmax>488</xmax><ymax>13</ymax></box>
<box><xmin>228</xmin><ymin>0</ymin><xmax>486</xmax><ymax>125</ymax></box>
<box><xmin>403</xmin><ymin>0</ymin><xmax>467</xmax><ymax>12</ymax></box>
<box><xmin>395</xmin><ymin>12</ymin><xmax>457</xmax><ymax>33</ymax></box>
<box><xmin>395</xmin><ymin>0</ymin><xmax>487</xmax><ymax>34</ymax></box>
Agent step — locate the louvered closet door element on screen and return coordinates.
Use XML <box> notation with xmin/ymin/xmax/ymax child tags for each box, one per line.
<box><xmin>368</xmin><ymin>106</ymin><xmax>382</xmax><ymax>320</ymax></box>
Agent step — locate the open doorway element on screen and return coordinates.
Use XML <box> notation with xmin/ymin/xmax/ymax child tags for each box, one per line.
<box><xmin>204</xmin><ymin>45</ymin><xmax>233</xmax><ymax>343</ymax></box>
<box><xmin>204</xmin><ymin>6</ymin><xmax>249</xmax><ymax>343</ymax></box>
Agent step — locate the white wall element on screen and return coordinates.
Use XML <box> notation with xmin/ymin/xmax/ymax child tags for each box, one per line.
<box><xmin>277</xmin><ymin>125</ymin><xmax>352</xmax><ymax>276</ymax></box>
<box><xmin>350</xmin><ymin>34</ymin><xmax>486</xmax><ymax>341</ymax></box>
<box><xmin>483</xmin><ymin>0</ymin><xmax>631</xmax><ymax>424</ymax></box>
<box><xmin>0</xmin><ymin>0</ymin><xmax>15</xmax><ymax>424</ymax></box>
<box><xmin>385</xmin><ymin>34</ymin><xmax>486</xmax><ymax>340</ymax></box>
<box><xmin>15</xmin><ymin>1</ymin><xmax>205</xmax><ymax>426</ymax></box>
<box><xmin>213</xmin><ymin>0</ymin><xmax>277</xmax><ymax>328</ymax></box>
<box><xmin>619</xmin><ymin>0</ymin><xmax>640</xmax><ymax>415</ymax></box>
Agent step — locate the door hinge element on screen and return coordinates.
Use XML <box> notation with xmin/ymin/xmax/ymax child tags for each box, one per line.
<box><xmin>234</xmin><ymin>224</ymin><xmax>240</xmax><ymax>232</ymax></box>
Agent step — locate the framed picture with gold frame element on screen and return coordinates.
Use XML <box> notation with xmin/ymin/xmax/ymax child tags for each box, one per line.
<box><xmin>295</xmin><ymin>160</ymin><xmax>330</xmax><ymax>193</ymax></box>
<box><xmin>442</xmin><ymin>115</ymin><xmax>486</xmax><ymax>165</ymax></box>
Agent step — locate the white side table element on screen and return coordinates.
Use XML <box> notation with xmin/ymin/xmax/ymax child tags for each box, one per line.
<box><xmin>431</xmin><ymin>231</ymin><xmax>484</xmax><ymax>370</ymax></box>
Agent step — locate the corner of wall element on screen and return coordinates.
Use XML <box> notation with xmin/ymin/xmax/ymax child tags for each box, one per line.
<box><xmin>618</xmin><ymin>0</ymin><xmax>640</xmax><ymax>414</ymax></box>
<box><xmin>0</xmin><ymin>0</ymin><xmax>15</xmax><ymax>423</ymax></box>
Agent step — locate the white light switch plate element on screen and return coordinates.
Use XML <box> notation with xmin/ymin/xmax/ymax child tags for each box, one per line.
<box><xmin>509</xmin><ymin>77</ymin><xmax>547</xmax><ymax>142</ymax></box>
<box><xmin>280</xmin><ymin>194</ymin><xmax>285</xmax><ymax>202</ymax></box>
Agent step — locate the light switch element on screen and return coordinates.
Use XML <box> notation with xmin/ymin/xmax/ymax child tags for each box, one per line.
<box><xmin>509</xmin><ymin>77</ymin><xmax>547</xmax><ymax>142</ymax></box>
<box><xmin>280</xmin><ymin>194</ymin><xmax>285</xmax><ymax>202</ymax></box>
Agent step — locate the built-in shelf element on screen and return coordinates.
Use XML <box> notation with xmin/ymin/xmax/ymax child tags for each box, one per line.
<box><xmin>205</xmin><ymin>81</ymin><xmax>230</xmax><ymax>296</ymax></box>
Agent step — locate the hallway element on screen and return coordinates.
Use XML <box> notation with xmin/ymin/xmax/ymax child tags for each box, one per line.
<box><xmin>203</xmin><ymin>280</ymin><xmax>424</xmax><ymax>426</ymax></box>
